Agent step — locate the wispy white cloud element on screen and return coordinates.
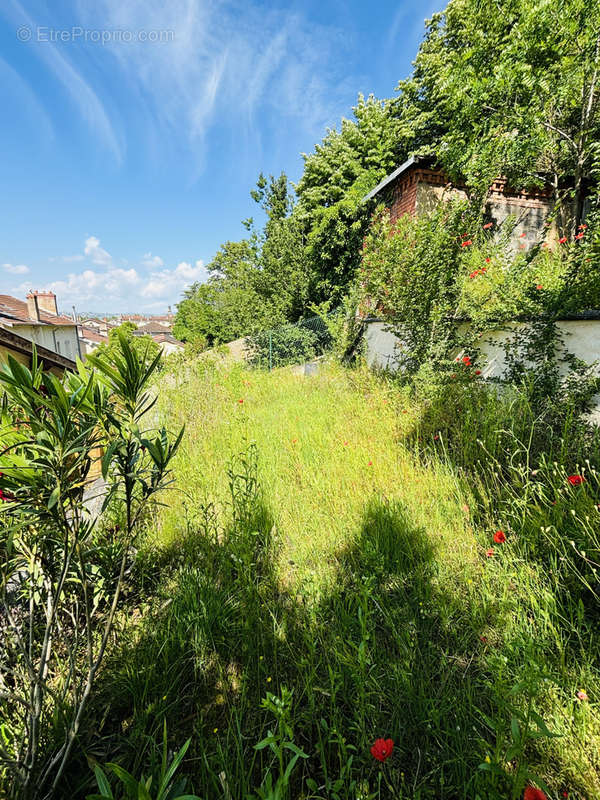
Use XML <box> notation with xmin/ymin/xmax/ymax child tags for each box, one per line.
<box><xmin>2</xmin><ymin>0</ymin><xmax>122</xmax><ymax>161</ymax></box>
<box><xmin>69</xmin><ymin>0</ymin><xmax>355</xmax><ymax>168</ymax></box>
<box><xmin>3</xmin><ymin>262</ymin><xmax>30</xmax><ymax>275</ymax></box>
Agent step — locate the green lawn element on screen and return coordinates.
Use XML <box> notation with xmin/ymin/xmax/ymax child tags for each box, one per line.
<box><xmin>91</xmin><ymin>359</ymin><xmax>600</xmax><ymax>800</ymax></box>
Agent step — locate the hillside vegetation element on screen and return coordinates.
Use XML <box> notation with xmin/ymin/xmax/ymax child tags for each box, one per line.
<box><xmin>81</xmin><ymin>359</ymin><xmax>600</xmax><ymax>800</ymax></box>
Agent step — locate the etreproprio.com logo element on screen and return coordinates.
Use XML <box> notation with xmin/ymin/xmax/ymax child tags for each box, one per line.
<box><xmin>16</xmin><ymin>26</ymin><xmax>174</xmax><ymax>44</ymax></box>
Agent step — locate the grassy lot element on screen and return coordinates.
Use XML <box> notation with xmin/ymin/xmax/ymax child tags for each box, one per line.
<box><xmin>87</xmin><ymin>359</ymin><xmax>600</xmax><ymax>800</ymax></box>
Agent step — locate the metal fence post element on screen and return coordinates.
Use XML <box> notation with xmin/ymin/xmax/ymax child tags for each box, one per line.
<box><xmin>269</xmin><ymin>330</ymin><xmax>272</xmax><ymax>371</ymax></box>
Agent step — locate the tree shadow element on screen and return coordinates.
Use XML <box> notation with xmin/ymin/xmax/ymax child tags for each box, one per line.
<box><xmin>59</xmin><ymin>494</ymin><xmax>520</xmax><ymax>800</ymax></box>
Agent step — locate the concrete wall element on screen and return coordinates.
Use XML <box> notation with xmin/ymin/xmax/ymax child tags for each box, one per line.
<box><xmin>366</xmin><ymin>319</ymin><xmax>600</xmax><ymax>374</ymax></box>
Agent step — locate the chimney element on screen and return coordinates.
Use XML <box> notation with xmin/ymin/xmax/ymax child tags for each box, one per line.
<box><xmin>26</xmin><ymin>292</ymin><xmax>41</xmax><ymax>322</ymax></box>
<box><xmin>34</xmin><ymin>291</ymin><xmax>58</xmax><ymax>316</ymax></box>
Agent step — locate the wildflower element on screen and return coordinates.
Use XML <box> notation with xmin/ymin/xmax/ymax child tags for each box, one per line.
<box><xmin>567</xmin><ymin>474</ymin><xmax>584</xmax><ymax>486</ymax></box>
<box><xmin>483</xmin><ymin>222</ymin><xmax>493</xmax><ymax>229</ymax></box>
<box><xmin>475</xmin><ymin>369</ymin><xmax>481</xmax><ymax>375</ymax></box>
<box><xmin>469</xmin><ymin>270</ymin><xmax>479</xmax><ymax>279</ymax></box>
<box><xmin>485</xmin><ymin>257</ymin><xmax>491</xmax><ymax>263</ymax></box>
<box><xmin>579</xmin><ymin>224</ymin><xmax>588</xmax><ymax>230</ymax></box>
<box><xmin>575</xmin><ymin>232</ymin><xmax>585</xmax><ymax>240</ymax></box>
<box><xmin>576</xmin><ymin>689</ymin><xmax>589</xmax><ymax>701</ymax></box>
<box><xmin>213</xmin><ymin>727</ymin><xmax>218</xmax><ymax>734</ymax></box>
<box><xmin>370</xmin><ymin>738</ymin><xmax>394</xmax><ymax>762</ymax></box>
<box><xmin>559</xmin><ymin>236</ymin><xmax>567</xmax><ymax>244</ymax></box>
<box><xmin>485</xmin><ymin>548</ymin><xmax>494</xmax><ymax>557</ymax></box>
<box><xmin>292</xmin><ymin>438</ymin><xmax>298</xmax><ymax>444</ymax></box>
<box><xmin>462</xmin><ymin>356</ymin><xmax>472</xmax><ymax>366</ymax></box>
<box><xmin>480</xmin><ymin>635</ymin><xmax>488</xmax><ymax>644</ymax></box>
<box><xmin>368</xmin><ymin>460</ymin><xmax>373</xmax><ymax>466</ymax></box>
<box><xmin>481</xmin><ymin>266</ymin><xmax>487</xmax><ymax>273</ymax></box>
<box><xmin>434</xmin><ymin>434</ymin><xmax>440</xmax><ymax>441</ymax></box>
<box><xmin>493</xmin><ymin>530</ymin><xmax>507</xmax><ymax>544</ymax></box>
<box><xmin>461</xmin><ymin>240</ymin><xmax>473</xmax><ymax>247</ymax></box>
<box><xmin>562</xmin><ymin>792</ymin><xmax>569</xmax><ymax>798</ymax></box>
<box><xmin>524</xmin><ymin>787</ymin><xmax>547</xmax><ymax>800</ymax></box>
<box><xmin>536</xmin><ymin>284</ymin><xmax>543</xmax><ymax>290</ymax></box>
<box><xmin>238</xmin><ymin>398</ymin><xmax>244</xmax><ymax>404</ymax></box>
<box><xmin>520</xmin><ymin>232</ymin><xmax>526</xmax><ymax>238</ymax></box>
<box><xmin>484</xmin><ymin>754</ymin><xmax>491</xmax><ymax>762</ymax></box>
<box><xmin>343</xmin><ymin>441</ymin><xmax>349</xmax><ymax>446</ymax></box>
<box><xmin>266</xmin><ymin>676</ymin><xmax>272</xmax><ymax>683</ymax></box>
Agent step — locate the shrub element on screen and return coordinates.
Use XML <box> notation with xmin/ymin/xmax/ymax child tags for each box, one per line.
<box><xmin>0</xmin><ymin>337</ymin><xmax>183</xmax><ymax>798</ymax></box>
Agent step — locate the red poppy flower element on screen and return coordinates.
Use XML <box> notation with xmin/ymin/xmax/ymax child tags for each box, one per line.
<box><xmin>483</xmin><ymin>222</ymin><xmax>493</xmax><ymax>229</ymax></box>
<box><xmin>524</xmin><ymin>787</ymin><xmax>547</xmax><ymax>800</ymax></box>
<box><xmin>562</xmin><ymin>791</ymin><xmax>569</xmax><ymax>798</ymax></box>
<box><xmin>481</xmin><ymin>266</ymin><xmax>487</xmax><ymax>272</ymax></box>
<box><xmin>579</xmin><ymin>224</ymin><xmax>588</xmax><ymax>230</ymax></box>
<box><xmin>575</xmin><ymin>232</ymin><xmax>584</xmax><ymax>240</ymax></box>
<box><xmin>493</xmin><ymin>530</ymin><xmax>507</xmax><ymax>544</ymax></box>
<box><xmin>469</xmin><ymin>271</ymin><xmax>479</xmax><ymax>279</ymax></box>
<box><xmin>559</xmin><ymin>236</ymin><xmax>567</xmax><ymax>244</ymax></box>
<box><xmin>485</xmin><ymin>548</ymin><xmax>494</xmax><ymax>557</ymax></box>
<box><xmin>434</xmin><ymin>434</ymin><xmax>439</xmax><ymax>441</ymax></box>
<box><xmin>370</xmin><ymin>738</ymin><xmax>394</xmax><ymax>762</ymax></box>
<box><xmin>461</xmin><ymin>240</ymin><xmax>473</xmax><ymax>247</ymax></box>
<box><xmin>343</xmin><ymin>441</ymin><xmax>348</xmax><ymax>446</ymax></box>
<box><xmin>292</xmin><ymin>438</ymin><xmax>298</xmax><ymax>444</ymax></box>
<box><xmin>475</xmin><ymin>369</ymin><xmax>481</xmax><ymax>375</ymax></box>
<box><xmin>567</xmin><ymin>474</ymin><xmax>584</xmax><ymax>486</ymax></box>
<box><xmin>238</xmin><ymin>398</ymin><xmax>244</xmax><ymax>404</ymax></box>
<box><xmin>485</xmin><ymin>257</ymin><xmax>491</xmax><ymax>263</ymax></box>
<box><xmin>519</xmin><ymin>232</ymin><xmax>526</xmax><ymax>238</ymax></box>
<box><xmin>462</xmin><ymin>356</ymin><xmax>472</xmax><ymax>365</ymax></box>
<box><xmin>536</xmin><ymin>284</ymin><xmax>543</xmax><ymax>290</ymax></box>
<box><xmin>368</xmin><ymin>461</ymin><xmax>373</xmax><ymax>466</ymax></box>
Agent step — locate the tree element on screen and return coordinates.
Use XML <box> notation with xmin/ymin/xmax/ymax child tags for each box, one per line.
<box><xmin>399</xmin><ymin>0</ymin><xmax>600</xmax><ymax>226</ymax></box>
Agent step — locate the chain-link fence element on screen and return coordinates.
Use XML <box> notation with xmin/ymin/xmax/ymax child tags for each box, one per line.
<box><xmin>246</xmin><ymin>313</ymin><xmax>337</xmax><ymax>370</ymax></box>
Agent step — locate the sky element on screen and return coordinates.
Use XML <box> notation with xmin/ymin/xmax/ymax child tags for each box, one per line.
<box><xmin>0</xmin><ymin>0</ymin><xmax>442</xmax><ymax>314</ymax></box>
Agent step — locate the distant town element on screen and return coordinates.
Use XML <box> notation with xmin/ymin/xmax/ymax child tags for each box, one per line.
<box><xmin>0</xmin><ymin>290</ymin><xmax>184</xmax><ymax>372</ymax></box>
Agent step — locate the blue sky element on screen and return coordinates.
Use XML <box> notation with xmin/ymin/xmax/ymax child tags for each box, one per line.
<box><xmin>0</xmin><ymin>0</ymin><xmax>442</xmax><ymax>313</ymax></box>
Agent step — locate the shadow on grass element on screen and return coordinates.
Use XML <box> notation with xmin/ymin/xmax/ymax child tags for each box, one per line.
<box><xmin>62</xmin><ymin>492</ymin><xmax>505</xmax><ymax>800</ymax></box>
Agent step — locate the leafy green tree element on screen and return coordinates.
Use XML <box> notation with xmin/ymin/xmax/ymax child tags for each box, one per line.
<box><xmin>400</xmin><ymin>0</ymin><xmax>600</xmax><ymax>225</ymax></box>
<box><xmin>295</xmin><ymin>94</ymin><xmax>405</xmax><ymax>304</ymax></box>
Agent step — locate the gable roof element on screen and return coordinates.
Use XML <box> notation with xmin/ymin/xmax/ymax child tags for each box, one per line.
<box><xmin>0</xmin><ymin>295</ymin><xmax>76</xmax><ymax>327</ymax></box>
<box><xmin>363</xmin><ymin>155</ymin><xmax>434</xmax><ymax>202</ymax></box>
<box><xmin>136</xmin><ymin>321</ymin><xmax>172</xmax><ymax>333</ymax></box>
<box><xmin>79</xmin><ymin>326</ymin><xmax>108</xmax><ymax>344</ymax></box>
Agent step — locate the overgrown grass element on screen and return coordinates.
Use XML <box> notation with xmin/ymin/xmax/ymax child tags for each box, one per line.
<box><xmin>68</xmin><ymin>360</ymin><xmax>600</xmax><ymax>799</ymax></box>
